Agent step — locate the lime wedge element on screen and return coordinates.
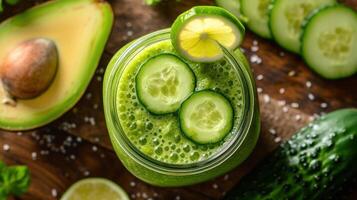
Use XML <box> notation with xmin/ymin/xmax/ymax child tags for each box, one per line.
<box><xmin>60</xmin><ymin>178</ymin><xmax>129</xmax><ymax>200</ymax></box>
<box><xmin>171</xmin><ymin>6</ymin><xmax>245</xmax><ymax>62</ymax></box>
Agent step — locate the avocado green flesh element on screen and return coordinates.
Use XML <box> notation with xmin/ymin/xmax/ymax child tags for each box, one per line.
<box><xmin>225</xmin><ymin>108</ymin><xmax>357</xmax><ymax>199</ymax></box>
<box><xmin>0</xmin><ymin>0</ymin><xmax>113</xmax><ymax>130</ymax></box>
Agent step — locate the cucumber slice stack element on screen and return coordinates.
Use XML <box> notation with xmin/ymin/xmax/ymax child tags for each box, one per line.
<box><xmin>215</xmin><ymin>1</ymin><xmax>357</xmax><ymax>79</ymax></box>
<box><xmin>136</xmin><ymin>54</ymin><xmax>195</xmax><ymax>114</ymax></box>
<box><xmin>302</xmin><ymin>5</ymin><xmax>357</xmax><ymax>79</ymax></box>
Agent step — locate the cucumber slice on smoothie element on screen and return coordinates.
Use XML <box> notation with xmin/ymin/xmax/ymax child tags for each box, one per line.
<box><xmin>301</xmin><ymin>5</ymin><xmax>357</xmax><ymax>79</ymax></box>
<box><xmin>241</xmin><ymin>0</ymin><xmax>272</xmax><ymax>39</ymax></box>
<box><xmin>270</xmin><ymin>0</ymin><xmax>336</xmax><ymax>53</ymax></box>
<box><xmin>136</xmin><ymin>53</ymin><xmax>195</xmax><ymax>114</ymax></box>
<box><xmin>171</xmin><ymin>6</ymin><xmax>245</xmax><ymax>62</ymax></box>
<box><xmin>179</xmin><ymin>90</ymin><xmax>234</xmax><ymax>144</ymax></box>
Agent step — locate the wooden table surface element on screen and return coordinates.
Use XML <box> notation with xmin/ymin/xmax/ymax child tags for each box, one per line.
<box><xmin>1</xmin><ymin>0</ymin><xmax>357</xmax><ymax>199</ymax></box>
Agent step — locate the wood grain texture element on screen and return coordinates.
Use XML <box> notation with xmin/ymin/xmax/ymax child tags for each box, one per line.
<box><xmin>0</xmin><ymin>0</ymin><xmax>356</xmax><ymax>199</ymax></box>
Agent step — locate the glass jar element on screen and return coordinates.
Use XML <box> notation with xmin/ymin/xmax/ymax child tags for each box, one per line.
<box><xmin>103</xmin><ymin>29</ymin><xmax>260</xmax><ymax>187</ymax></box>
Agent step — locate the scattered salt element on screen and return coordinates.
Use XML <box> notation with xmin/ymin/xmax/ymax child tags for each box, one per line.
<box><xmin>263</xmin><ymin>94</ymin><xmax>270</xmax><ymax>103</ymax></box>
<box><xmin>251</xmin><ymin>46</ymin><xmax>259</xmax><ymax>52</ymax></box>
<box><xmin>308</xmin><ymin>93</ymin><xmax>315</xmax><ymax>101</ymax></box>
<box><xmin>295</xmin><ymin>115</ymin><xmax>301</xmax><ymax>121</ymax></box>
<box><xmin>51</xmin><ymin>189</ymin><xmax>57</xmax><ymax>197</ymax></box>
<box><xmin>274</xmin><ymin>137</ymin><xmax>282</xmax><ymax>143</ymax></box>
<box><xmin>320</xmin><ymin>102</ymin><xmax>328</xmax><ymax>109</ymax></box>
<box><xmin>256</xmin><ymin>74</ymin><xmax>264</xmax><ymax>80</ymax></box>
<box><xmin>288</xmin><ymin>70</ymin><xmax>296</xmax><ymax>77</ymax></box>
<box><xmin>257</xmin><ymin>87</ymin><xmax>263</xmax><ymax>93</ymax></box>
<box><xmin>130</xmin><ymin>181</ymin><xmax>136</xmax><ymax>187</ymax></box>
<box><xmin>92</xmin><ymin>145</ymin><xmax>98</xmax><ymax>152</ymax></box>
<box><xmin>250</xmin><ymin>54</ymin><xmax>262</xmax><ymax>64</ymax></box>
<box><xmin>212</xmin><ymin>183</ymin><xmax>218</xmax><ymax>189</ymax></box>
<box><xmin>283</xmin><ymin>106</ymin><xmax>289</xmax><ymax>112</ymax></box>
<box><xmin>3</xmin><ymin>144</ymin><xmax>10</xmax><ymax>151</ymax></box>
<box><xmin>306</xmin><ymin>81</ymin><xmax>312</xmax><ymax>88</ymax></box>
<box><xmin>291</xmin><ymin>102</ymin><xmax>299</xmax><ymax>108</ymax></box>
<box><xmin>31</xmin><ymin>152</ymin><xmax>37</xmax><ymax>160</ymax></box>
<box><xmin>279</xmin><ymin>88</ymin><xmax>285</xmax><ymax>94</ymax></box>
<box><xmin>269</xmin><ymin>128</ymin><xmax>277</xmax><ymax>135</ymax></box>
<box><xmin>127</xmin><ymin>30</ymin><xmax>133</xmax><ymax>37</ymax></box>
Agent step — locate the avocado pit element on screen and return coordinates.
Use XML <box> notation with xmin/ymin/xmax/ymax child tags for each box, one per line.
<box><xmin>0</xmin><ymin>38</ymin><xmax>58</xmax><ymax>101</ymax></box>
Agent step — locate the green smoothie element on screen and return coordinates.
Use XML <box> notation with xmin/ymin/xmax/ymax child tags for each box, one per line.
<box><xmin>104</xmin><ymin>29</ymin><xmax>260</xmax><ymax>186</ymax></box>
<box><xmin>116</xmin><ymin>40</ymin><xmax>244</xmax><ymax>165</ymax></box>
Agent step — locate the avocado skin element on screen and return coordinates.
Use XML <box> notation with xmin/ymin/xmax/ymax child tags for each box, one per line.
<box><xmin>225</xmin><ymin>108</ymin><xmax>357</xmax><ymax>200</ymax></box>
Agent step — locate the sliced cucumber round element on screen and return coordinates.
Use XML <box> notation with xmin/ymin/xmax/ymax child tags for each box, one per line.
<box><xmin>270</xmin><ymin>0</ymin><xmax>336</xmax><ymax>53</ymax></box>
<box><xmin>179</xmin><ymin>90</ymin><xmax>234</xmax><ymax>144</ymax></box>
<box><xmin>241</xmin><ymin>0</ymin><xmax>272</xmax><ymax>39</ymax></box>
<box><xmin>215</xmin><ymin>0</ymin><xmax>242</xmax><ymax>19</ymax></box>
<box><xmin>136</xmin><ymin>54</ymin><xmax>195</xmax><ymax>114</ymax></box>
<box><xmin>302</xmin><ymin>5</ymin><xmax>357</xmax><ymax>79</ymax></box>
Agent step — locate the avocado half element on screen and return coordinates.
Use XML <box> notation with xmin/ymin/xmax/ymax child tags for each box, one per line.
<box><xmin>0</xmin><ymin>0</ymin><xmax>113</xmax><ymax>131</ymax></box>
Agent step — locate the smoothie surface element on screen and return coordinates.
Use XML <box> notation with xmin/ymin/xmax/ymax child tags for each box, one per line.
<box><xmin>116</xmin><ymin>40</ymin><xmax>245</xmax><ymax>165</ymax></box>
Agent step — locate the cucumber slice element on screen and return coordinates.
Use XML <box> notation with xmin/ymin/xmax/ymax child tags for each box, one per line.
<box><xmin>241</xmin><ymin>0</ymin><xmax>272</xmax><ymax>39</ymax></box>
<box><xmin>302</xmin><ymin>5</ymin><xmax>357</xmax><ymax>79</ymax></box>
<box><xmin>179</xmin><ymin>90</ymin><xmax>234</xmax><ymax>144</ymax></box>
<box><xmin>270</xmin><ymin>0</ymin><xmax>336</xmax><ymax>53</ymax></box>
<box><xmin>136</xmin><ymin>54</ymin><xmax>195</xmax><ymax>114</ymax></box>
<box><xmin>215</xmin><ymin>0</ymin><xmax>241</xmax><ymax>19</ymax></box>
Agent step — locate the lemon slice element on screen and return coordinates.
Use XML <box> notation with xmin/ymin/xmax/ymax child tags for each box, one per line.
<box><xmin>171</xmin><ymin>6</ymin><xmax>245</xmax><ymax>62</ymax></box>
<box><xmin>60</xmin><ymin>178</ymin><xmax>129</xmax><ymax>200</ymax></box>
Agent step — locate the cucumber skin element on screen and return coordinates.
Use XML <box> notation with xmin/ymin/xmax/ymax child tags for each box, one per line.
<box><xmin>225</xmin><ymin>108</ymin><xmax>357</xmax><ymax>200</ymax></box>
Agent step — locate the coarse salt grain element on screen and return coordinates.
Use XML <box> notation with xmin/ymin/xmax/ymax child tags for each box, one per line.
<box><xmin>251</xmin><ymin>46</ymin><xmax>259</xmax><ymax>52</ymax></box>
<box><xmin>308</xmin><ymin>93</ymin><xmax>315</xmax><ymax>101</ymax></box>
<box><xmin>130</xmin><ymin>181</ymin><xmax>136</xmax><ymax>187</ymax></box>
<box><xmin>295</xmin><ymin>115</ymin><xmax>301</xmax><ymax>121</ymax></box>
<box><xmin>283</xmin><ymin>106</ymin><xmax>289</xmax><ymax>112</ymax></box>
<box><xmin>31</xmin><ymin>152</ymin><xmax>37</xmax><ymax>160</ymax></box>
<box><xmin>3</xmin><ymin>144</ymin><xmax>10</xmax><ymax>151</ymax></box>
<box><xmin>288</xmin><ymin>70</ymin><xmax>296</xmax><ymax>76</ymax></box>
<box><xmin>263</xmin><ymin>94</ymin><xmax>270</xmax><ymax>103</ymax></box>
<box><xmin>291</xmin><ymin>102</ymin><xmax>299</xmax><ymax>108</ymax></box>
<box><xmin>306</xmin><ymin>81</ymin><xmax>312</xmax><ymax>88</ymax></box>
<box><xmin>320</xmin><ymin>102</ymin><xmax>328</xmax><ymax>108</ymax></box>
<box><xmin>279</xmin><ymin>88</ymin><xmax>285</xmax><ymax>94</ymax></box>
<box><xmin>51</xmin><ymin>189</ymin><xmax>57</xmax><ymax>197</ymax></box>
<box><xmin>269</xmin><ymin>128</ymin><xmax>277</xmax><ymax>135</ymax></box>
<box><xmin>257</xmin><ymin>87</ymin><xmax>263</xmax><ymax>93</ymax></box>
<box><xmin>278</xmin><ymin>100</ymin><xmax>286</xmax><ymax>106</ymax></box>
<box><xmin>92</xmin><ymin>146</ymin><xmax>98</xmax><ymax>152</ymax></box>
<box><xmin>256</xmin><ymin>74</ymin><xmax>264</xmax><ymax>80</ymax></box>
<box><xmin>274</xmin><ymin>137</ymin><xmax>282</xmax><ymax>143</ymax></box>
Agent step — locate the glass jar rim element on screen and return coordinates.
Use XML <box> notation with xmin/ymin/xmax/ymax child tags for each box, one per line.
<box><xmin>103</xmin><ymin>29</ymin><xmax>256</xmax><ymax>175</ymax></box>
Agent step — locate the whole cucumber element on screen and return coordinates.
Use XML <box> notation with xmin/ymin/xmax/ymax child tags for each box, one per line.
<box><xmin>225</xmin><ymin>108</ymin><xmax>357</xmax><ymax>199</ymax></box>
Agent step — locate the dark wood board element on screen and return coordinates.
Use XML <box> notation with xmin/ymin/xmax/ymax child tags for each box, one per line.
<box><xmin>0</xmin><ymin>0</ymin><xmax>357</xmax><ymax>199</ymax></box>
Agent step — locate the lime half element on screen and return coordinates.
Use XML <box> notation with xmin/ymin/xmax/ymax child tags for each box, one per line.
<box><xmin>60</xmin><ymin>178</ymin><xmax>129</xmax><ymax>200</ymax></box>
<box><xmin>171</xmin><ymin>6</ymin><xmax>245</xmax><ymax>62</ymax></box>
